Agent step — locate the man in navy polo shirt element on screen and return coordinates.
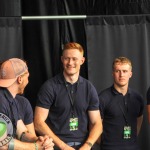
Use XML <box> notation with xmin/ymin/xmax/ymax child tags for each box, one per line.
<box><xmin>98</xmin><ymin>57</ymin><xmax>144</xmax><ymax>150</ymax></box>
<box><xmin>34</xmin><ymin>42</ymin><xmax>102</xmax><ymax>150</ymax></box>
<box><xmin>0</xmin><ymin>58</ymin><xmax>54</xmax><ymax>150</ymax></box>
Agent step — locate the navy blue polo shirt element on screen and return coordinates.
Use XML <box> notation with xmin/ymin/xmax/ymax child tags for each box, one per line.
<box><xmin>0</xmin><ymin>88</ymin><xmax>20</xmax><ymax>136</ymax></box>
<box><xmin>0</xmin><ymin>88</ymin><xmax>33</xmax><ymax>136</ymax></box>
<box><xmin>146</xmin><ymin>87</ymin><xmax>150</xmax><ymax>105</ymax></box>
<box><xmin>16</xmin><ymin>95</ymin><xmax>33</xmax><ymax>125</ymax></box>
<box><xmin>36</xmin><ymin>73</ymin><xmax>99</xmax><ymax>143</ymax></box>
<box><xmin>99</xmin><ymin>85</ymin><xmax>144</xmax><ymax>150</ymax></box>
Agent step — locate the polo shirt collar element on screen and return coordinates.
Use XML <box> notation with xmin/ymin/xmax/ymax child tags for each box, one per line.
<box><xmin>57</xmin><ymin>73</ymin><xmax>83</xmax><ymax>84</ymax></box>
<box><xmin>111</xmin><ymin>85</ymin><xmax>131</xmax><ymax>95</ymax></box>
<box><xmin>3</xmin><ymin>88</ymin><xmax>14</xmax><ymax>104</ymax></box>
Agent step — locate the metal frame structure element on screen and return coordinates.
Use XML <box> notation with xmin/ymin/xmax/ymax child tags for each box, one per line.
<box><xmin>22</xmin><ymin>15</ymin><xmax>87</xmax><ymax>20</ymax></box>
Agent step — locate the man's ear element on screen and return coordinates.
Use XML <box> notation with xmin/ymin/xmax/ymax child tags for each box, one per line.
<box><xmin>129</xmin><ymin>71</ymin><xmax>133</xmax><ymax>78</ymax></box>
<box><xmin>17</xmin><ymin>76</ymin><xmax>22</xmax><ymax>84</ymax></box>
<box><xmin>81</xmin><ymin>57</ymin><xmax>85</xmax><ymax>65</ymax></box>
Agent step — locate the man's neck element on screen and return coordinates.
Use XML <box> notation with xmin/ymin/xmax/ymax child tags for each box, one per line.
<box><xmin>114</xmin><ymin>84</ymin><xmax>128</xmax><ymax>96</ymax></box>
<box><xmin>7</xmin><ymin>85</ymin><xmax>17</xmax><ymax>98</ymax></box>
<box><xmin>63</xmin><ymin>72</ymin><xmax>79</xmax><ymax>84</ymax></box>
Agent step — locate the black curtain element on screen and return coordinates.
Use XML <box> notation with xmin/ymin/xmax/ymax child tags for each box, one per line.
<box><xmin>0</xmin><ymin>0</ymin><xmax>21</xmax><ymax>16</ymax></box>
<box><xmin>0</xmin><ymin>0</ymin><xmax>22</xmax><ymax>61</ymax></box>
<box><xmin>0</xmin><ymin>17</ymin><xmax>22</xmax><ymax>60</ymax></box>
<box><xmin>86</xmin><ymin>15</ymin><xmax>150</xmax><ymax>150</ymax></box>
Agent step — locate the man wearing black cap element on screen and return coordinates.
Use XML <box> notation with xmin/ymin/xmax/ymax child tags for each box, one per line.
<box><xmin>0</xmin><ymin>58</ymin><xmax>54</xmax><ymax>150</ymax></box>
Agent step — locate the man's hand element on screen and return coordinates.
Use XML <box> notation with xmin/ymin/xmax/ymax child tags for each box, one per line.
<box><xmin>37</xmin><ymin>135</ymin><xmax>54</xmax><ymax>150</ymax></box>
<box><xmin>0</xmin><ymin>144</ymin><xmax>8</xmax><ymax>150</ymax></box>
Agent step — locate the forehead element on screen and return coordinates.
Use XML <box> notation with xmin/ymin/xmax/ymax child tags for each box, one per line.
<box><xmin>114</xmin><ymin>63</ymin><xmax>131</xmax><ymax>70</ymax></box>
<box><xmin>63</xmin><ymin>49</ymin><xmax>82</xmax><ymax>57</ymax></box>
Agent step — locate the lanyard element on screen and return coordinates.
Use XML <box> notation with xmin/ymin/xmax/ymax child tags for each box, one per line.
<box><xmin>65</xmin><ymin>81</ymin><xmax>78</xmax><ymax>118</ymax></box>
<box><xmin>119</xmin><ymin>98</ymin><xmax>129</xmax><ymax>125</ymax></box>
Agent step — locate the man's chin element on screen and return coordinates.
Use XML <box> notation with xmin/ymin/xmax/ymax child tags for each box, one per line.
<box><xmin>65</xmin><ymin>71</ymin><xmax>75</xmax><ymax>76</ymax></box>
<box><xmin>118</xmin><ymin>83</ymin><xmax>127</xmax><ymax>87</ymax></box>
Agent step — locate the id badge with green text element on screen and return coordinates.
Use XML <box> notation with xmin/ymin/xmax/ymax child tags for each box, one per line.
<box><xmin>69</xmin><ymin>117</ymin><xmax>78</xmax><ymax>131</ymax></box>
<box><xmin>123</xmin><ymin>126</ymin><xmax>131</xmax><ymax>139</ymax></box>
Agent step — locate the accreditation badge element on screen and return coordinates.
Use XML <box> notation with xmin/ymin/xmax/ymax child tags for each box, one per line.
<box><xmin>69</xmin><ymin>117</ymin><xmax>78</xmax><ymax>131</ymax></box>
<box><xmin>123</xmin><ymin>126</ymin><xmax>131</xmax><ymax>139</ymax></box>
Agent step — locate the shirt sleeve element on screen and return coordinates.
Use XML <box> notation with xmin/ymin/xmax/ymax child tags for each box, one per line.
<box><xmin>17</xmin><ymin>96</ymin><xmax>33</xmax><ymax>125</ymax></box>
<box><xmin>88</xmin><ymin>83</ymin><xmax>100</xmax><ymax>111</ymax></box>
<box><xmin>98</xmin><ymin>94</ymin><xmax>105</xmax><ymax>119</ymax></box>
<box><xmin>23</xmin><ymin>99</ymin><xmax>33</xmax><ymax>125</ymax></box>
<box><xmin>36</xmin><ymin>80</ymin><xmax>54</xmax><ymax>109</ymax></box>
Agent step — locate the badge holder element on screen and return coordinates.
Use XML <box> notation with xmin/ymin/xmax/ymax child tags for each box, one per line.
<box><xmin>69</xmin><ymin>117</ymin><xmax>78</xmax><ymax>131</ymax></box>
<box><xmin>65</xmin><ymin>81</ymin><xmax>79</xmax><ymax>132</ymax></box>
<box><xmin>119</xmin><ymin>101</ymin><xmax>132</xmax><ymax>140</ymax></box>
<box><xmin>123</xmin><ymin>125</ymin><xmax>131</xmax><ymax>139</ymax></box>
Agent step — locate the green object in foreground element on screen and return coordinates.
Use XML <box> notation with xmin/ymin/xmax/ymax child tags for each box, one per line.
<box><xmin>0</xmin><ymin>122</ymin><xmax>7</xmax><ymax>137</ymax></box>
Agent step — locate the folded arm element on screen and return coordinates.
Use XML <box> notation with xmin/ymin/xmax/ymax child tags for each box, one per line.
<box><xmin>34</xmin><ymin>106</ymin><xmax>74</xmax><ymax>150</ymax></box>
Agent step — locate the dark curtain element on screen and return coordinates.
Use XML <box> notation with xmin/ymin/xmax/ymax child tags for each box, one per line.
<box><xmin>86</xmin><ymin>15</ymin><xmax>150</xmax><ymax>150</ymax></box>
<box><xmin>0</xmin><ymin>0</ymin><xmax>21</xmax><ymax>16</ymax></box>
<box><xmin>0</xmin><ymin>17</ymin><xmax>22</xmax><ymax>60</ymax></box>
<box><xmin>0</xmin><ymin>0</ymin><xmax>22</xmax><ymax>61</ymax></box>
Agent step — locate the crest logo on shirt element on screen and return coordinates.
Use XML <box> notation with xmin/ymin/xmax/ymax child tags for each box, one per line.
<box><xmin>0</xmin><ymin>113</ymin><xmax>13</xmax><ymax>147</ymax></box>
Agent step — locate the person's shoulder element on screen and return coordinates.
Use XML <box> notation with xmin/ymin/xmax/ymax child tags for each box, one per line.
<box><xmin>16</xmin><ymin>95</ymin><xmax>32</xmax><ymax>111</ymax></box>
<box><xmin>0</xmin><ymin>88</ymin><xmax>5</xmax><ymax>96</ymax></box>
<box><xmin>129</xmin><ymin>88</ymin><xmax>141</xmax><ymax>95</ymax></box>
<box><xmin>43</xmin><ymin>73</ymin><xmax>63</xmax><ymax>85</ymax></box>
<box><xmin>129</xmin><ymin>88</ymin><xmax>143</xmax><ymax>100</ymax></box>
<box><xmin>79</xmin><ymin>77</ymin><xmax>98</xmax><ymax>92</ymax></box>
<box><xmin>39</xmin><ymin>74</ymin><xmax>63</xmax><ymax>93</ymax></box>
<box><xmin>79</xmin><ymin>76</ymin><xmax>94</xmax><ymax>86</ymax></box>
<box><xmin>98</xmin><ymin>87</ymin><xmax>113</xmax><ymax>104</ymax></box>
<box><xmin>0</xmin><ymin>93</ymin><xmax>6</xmax><ymax>103</ymax></box>
<box><xmin>99</xmin><ymin>86</ymin><xmax>112</xmax><ymax>96</ymax></box>
<box><xmin>0</xmin><ymin>88</ymin><xmax>8</xmax><ymax>101</ymax></box>
<box><xmin>16</xmin><ymin>95</ymin><xmax>30</xmax><ymax>104</ymax></box>
<box><xmin>98</xmin><ymin>87</ymin><xmax>112</xmax><ymax>107</ymax></box>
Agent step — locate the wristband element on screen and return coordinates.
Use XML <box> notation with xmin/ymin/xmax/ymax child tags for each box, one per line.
<box><xmin>85</xmin><ymin>141</ymin><xmax>93</xmax><ymax>148</ymax></box>
<box><xmin>20</xmin><ymin>132</ymin><xmax>25</xmax><ymax>141</ymax></box>
<box><xmin>34</xmin><ymin>141</ymin><xmax>38</xmax><ymax>150</ymax></box>
<box><xmin>8</xmin><ymin>137</ymin><xmax>14</xmax><ymax>150</ymax></box>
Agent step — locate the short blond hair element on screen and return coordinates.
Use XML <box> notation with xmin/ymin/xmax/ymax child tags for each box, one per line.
<box><xmin>112</xmin><ymin>57</ymin><xmax>132</xmax><ymax>70</ymax></box>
